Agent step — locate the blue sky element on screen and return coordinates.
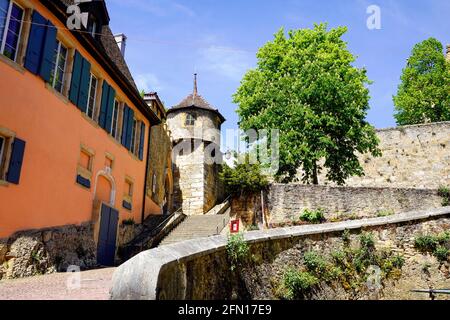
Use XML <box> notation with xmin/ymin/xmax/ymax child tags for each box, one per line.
<box><xmin>107</xmin><ymin>0</ymin><xmax>449</xmax><ymax>139</ymax></box>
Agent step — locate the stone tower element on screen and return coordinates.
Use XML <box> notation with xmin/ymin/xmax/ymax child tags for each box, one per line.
<box><xmin>167</xmin><ymin>75</ymin><xmax>226</xmax><ymax>215</ymax></box>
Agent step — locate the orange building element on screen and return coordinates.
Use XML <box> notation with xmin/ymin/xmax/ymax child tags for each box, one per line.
<box><xmin>0</xmin><ymin>0</ymin><xmax>165</xmax><ymax>267</ymax></box>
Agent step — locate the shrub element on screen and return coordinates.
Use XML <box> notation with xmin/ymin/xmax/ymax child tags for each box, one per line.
<box><xmin>219</xmin><ymin>157</ymin><xmax>269</xmax><ymax>196</ymax></box>
<box><xmin>415</xmin><ymin>235</ymin><xmax>438</xmax><ymax>252</ymax></box>
<box><xmin>299</xmin><ymin>208</ymin><xmax>325</xmax><ymax>224</ymax></box>
<box><xmin>434</xmin><ymin>246</ymin><xmax>449</xmax><ymax>262</ymax></box>
<box><xmin>122</xmin><ymin>218</ymin><xmax>135</xmax><ymax>226</ymax></box>
<box><xmin>359</xmin><ymin>232</ymin><xmax>375</xmax><ymax>249</ymax></box>
<box><xmin>341</xmin><ymin>230</ymin><xmax>351</xmax><ymax>244</ymax></box>
<box><xmin>303</xmin><ymin>251</ymin><xmax>328</xmax><ymax>276</ymax></box>
<box><xmin>438</xmin><ymin>186</ymin><xmax>450</xmax><ymax>206</ymax></box>
<box><xmin>226</xmin><ymin>233</ymin><xmax>250</xmax><ymax>271</ymax></box>
<box><xmin>414</xmin><ymin>232</ymin><xmax>450</xmax><ymax>262</ymax></box>
<box><xmin>282</xmin><ymin>268</ymin><xmax>318</xmax><ymax>300</ymax></box>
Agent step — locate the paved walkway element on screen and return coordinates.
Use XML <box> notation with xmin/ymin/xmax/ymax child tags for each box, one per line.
<box><xmin>0</xmin><ymin>268</ymin><xmax>116</xmax><ymax>300</ymax></box>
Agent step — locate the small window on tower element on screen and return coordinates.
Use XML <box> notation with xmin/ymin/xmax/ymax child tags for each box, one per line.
<box><xmin>185</xmin><ymin>114</ymin><xmax>196</xmax><ymax>126</ymax></box>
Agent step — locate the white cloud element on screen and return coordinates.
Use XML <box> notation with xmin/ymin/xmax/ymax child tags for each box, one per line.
<box><xmin>198</xmin><ymin>46</ymin><xmax>253</xmax><ymax>81</ymax></box>
<box><xmin>135</xmin><ymin>73</ymin><xmax>164</xmax><ymax>93</ymax></box>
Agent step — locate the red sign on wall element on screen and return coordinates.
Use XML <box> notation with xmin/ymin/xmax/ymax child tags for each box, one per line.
<box><xmin>230</xmin><ymin>220</ymin><xmax>240</xmax><ymax>233</ymax></box>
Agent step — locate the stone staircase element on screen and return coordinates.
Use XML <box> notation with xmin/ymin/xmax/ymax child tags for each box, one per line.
<box><xmin>159</xmin><ymin>205</ymin><xmax>231</xmax><ymax>246</ymax></box>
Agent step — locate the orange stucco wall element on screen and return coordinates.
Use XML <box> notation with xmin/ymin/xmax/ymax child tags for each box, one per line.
<box><xmin>0</xmin><ymin>0</ymin><xmax>159</xmax><ymax>238</ymax></box>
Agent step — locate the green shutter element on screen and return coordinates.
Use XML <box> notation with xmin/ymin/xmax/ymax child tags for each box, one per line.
<box><xmin>121</xmin><ymin>105</ymin><xmax>129</xmax><ymax>147</ymax></box>
<box><xmin>104</xmin><ymin>86</ymin><xmax>116</xmax><ymax>133</ymax></box>
<box><xmin>138</xmin><ymin>122</ymin><xmax>145</xmax><ymax>160</ymax></box>
<box><xmin>77</xmin><ymin>57</ymin><xmax>91</xmax><ymax>112</ymax></box>
<box><xmin>39</xmin><ymin>20</ymin><xmax>57</xmax><ymax>83</ymax></box>
<box><xmin>24</xmin><ymin>11</ymin><xmax>47</xmax><ymax>75</ymax></box>
<box><xmin>69</xmin><ymin>51</ymin><xmax>83</xmax><ymax>105</ymax></box>
<box><xmin>98</xmin><ymin>81</ymin><xmax>109</xmax><ymax>129</ymax></box>
<box><xmin>126</xmin><ymin>108</ymin><xmax>135</xmax><ymax>150</ymax></box>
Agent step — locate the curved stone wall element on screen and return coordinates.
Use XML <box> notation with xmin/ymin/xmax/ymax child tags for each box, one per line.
<box><xmin>110</xmin><ymin>207</ymin><xmax>450</xmax><ymax>300</ymax></box>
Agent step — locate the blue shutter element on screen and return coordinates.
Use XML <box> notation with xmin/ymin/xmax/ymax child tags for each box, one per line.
<box><xmin>77</xmin><ymin>57</ymin><xmax>91</xmax><ymax>112</ymax></box>
<box><xmin>126</xmin><ymin>108</ymin><xmax>135</xmax><ymax>150</ymax></box>
<box><xmin>122</xmin><ymin>201</ymin><xmax>132</xmax><ymax>211</ymax></box>
<box><xmin>69</xmin><ymin>51</ymin><xmax>82</xmax><ymax>105</ymax></box>
<box><xmin>76</xmin><ymin>175</ymin><xmax>91</xmax><ymax>189</ymax></box>
<box><xmin>24</xmin><ymin>11</ymin><xmax>47</xmax><ymax>74</ymax></box>
<box><xmin>98</xmin><ymin>81</ymin><xmax>109</xmax><ymax>129</ymax></box>
<box><xmin>6</xmin><ymin>138</ymin><xmax>26</xmax><ymax>185</ymax></box>
<box><xmin>104</xmin><ymin>86</ymin><xmax>116</xmax><ymax>133</ymax></box>
<box><xmin>138</xmin><ymin>122</ymin><xmax>145</xmax><ymax>160</ymax></box>
<box><xmin>121</xmin><ymin>105</ymin><xmax>129</xmax><ymax>147</ymax></box>
<box><xmin>38</xmin><ymin>20</ymin><xmax>57</xmax><ymax>82</ymax></box>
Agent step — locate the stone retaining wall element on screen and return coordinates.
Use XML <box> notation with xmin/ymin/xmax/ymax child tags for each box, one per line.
<box><xmin>267</xmin><ymin>184</ymin><xmax>444</xmax><ymax>225</ymax></box>
<box><xmin>304</xmin><ymin>121</ymin><xmax>450</xmax><ymax>189</ymax></box>
<box><xmin>110</xmin><ymin>207</ymin><xmax>450</xmax><ymax>300</ymax></box>
<box><xmin>0</xmin><ymin>223</ymin><xmax>97</xmax><ymax>280</ymax></box>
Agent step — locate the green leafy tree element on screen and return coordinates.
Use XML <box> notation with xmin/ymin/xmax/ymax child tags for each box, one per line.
<box><xmin>219</xmin><ymin>155</ymin><xmax>269</xmax><ymax>196</ymax></box>
<box><xmin>233</xmin><ymin>23</ymin><xmax>380</xmax><ymax>184</ymax></box>
<box><xmin>393</xmin><ymin>38</ymin><xmax>450</xmax><ymax>125</ymax></box>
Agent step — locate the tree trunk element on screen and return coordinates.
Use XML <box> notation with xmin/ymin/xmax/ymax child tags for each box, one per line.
<box><xmin>312</xmin><ymin>162</ymin><xmax>319</xmax><ymax>185</ymax></box>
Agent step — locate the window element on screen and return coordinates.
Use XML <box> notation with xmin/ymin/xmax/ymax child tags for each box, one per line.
<box><xmin>0</xmin><ymin>0</ymin><xmax>24</xmax><ymax>62</ymax></box>
<box><xmin>105</xmin><ymin>153</ymin><xmax>114</xmax><ymax>170</ymax></box>
<box><xmin>185</xmin><ymin>113</ymin><xmax>196</xmax><ymax>126</ymax></box>
<box><xmin>49</xmin><ymin>40</ymin><xmax>68</xmax><ymax>93</ymax></box>
<box><xmin>123</xmin><ymin>178</ymin><xmax>133</xmax><ymax>210</ymax></box>
<box><xmin>86</xmin><ymin>73</ymin><xmax>98</xmax><ymax>119</ymax></box>
<box><xmin>111</xmin><ymin>100</ymin><xmax>120</xmax><ymax>139</ymax></box>
<box><xmin>76</xmin><ymin>146</ymin><xmax>94</xmax><ymax>189</ymax></box>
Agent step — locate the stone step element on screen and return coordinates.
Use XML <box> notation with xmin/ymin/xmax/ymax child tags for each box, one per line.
<box><xmin>159</xmin><ymin>208</ymin><xmax>231</xmax><ymax>246</ymax></box>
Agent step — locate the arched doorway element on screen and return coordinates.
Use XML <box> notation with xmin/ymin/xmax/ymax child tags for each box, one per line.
<box><xmin>93</xmin><ymin>170</ymin><xmax>118</xmax><ymax>266</ymax></box>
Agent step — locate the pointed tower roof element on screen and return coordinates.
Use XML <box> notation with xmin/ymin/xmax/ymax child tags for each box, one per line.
<box><xmin>167</xmin><ymin>74</ymin><xmax>226</xmax><ymax>123</ymax></box>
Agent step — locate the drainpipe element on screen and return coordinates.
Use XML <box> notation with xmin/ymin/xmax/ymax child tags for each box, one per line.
<box><xmin>141</xmin><ymin>125</ymin><xmax>152</xmax><ymax>224</ymax></box>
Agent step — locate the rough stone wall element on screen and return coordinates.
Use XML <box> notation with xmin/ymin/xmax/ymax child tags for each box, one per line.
<box><xmin>147</xmin><ymin>122</ymin><xmax>173</xmax><ymax>211</ymax></box>
<box><xmin>297</xmin><ymin>121</ymin><xmax>450</xmax><ymax>189</ymax></box>
<box><xmin>110</xmin><ymin>208</ymin><xmax>450</xmax><ymax>300</ymax></box>
<box><xmin>267</xmin><ymin>184</ymin><xmax>444</xmax><ymax>225</ymax></box>
<box><xmin>167</xmin><ymin>108</ymin><xmax>223</xmax><ymax>215</ymax></box>
<box><xmin>173</xmin><ymin>142</ymin><xmax>207</xmax><ymax>215</ymax></box>
<box><xmin>244</xmin><ymin>216</ymin><xmax>450</xmax><ymax>300</ymax></box>
<box><xmin>0</xmin><ymin>223</ymin><xmax>97</xmax><ymax>280</ymax></box>
<box><xmin>231</xmin><ymin>193</ymin><xmax>264</xmax><ymax>228</ymax></box>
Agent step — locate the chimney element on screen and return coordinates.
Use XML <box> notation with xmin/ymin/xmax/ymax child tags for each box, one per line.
<box><xmin>114</xmin><ymin>33</ymin><xmax>127</xmax><ymax>57</ymax></box>
<box><xmin>447</xmin><ymin>44</ymin><xmax>450</xmax><ymax>61</ymax></box>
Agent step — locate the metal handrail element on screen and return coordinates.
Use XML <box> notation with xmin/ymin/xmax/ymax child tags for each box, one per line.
<box><xmin>411</xmin><ymin>289</ymin><xmax>450</xmax><ymax>300</ymax></box>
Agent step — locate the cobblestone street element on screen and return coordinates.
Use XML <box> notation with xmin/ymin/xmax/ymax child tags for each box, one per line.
<box><xmin>0</xmin><ymin>268</ymin><xmax>115</xmax><ymax>300</ymax></box>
